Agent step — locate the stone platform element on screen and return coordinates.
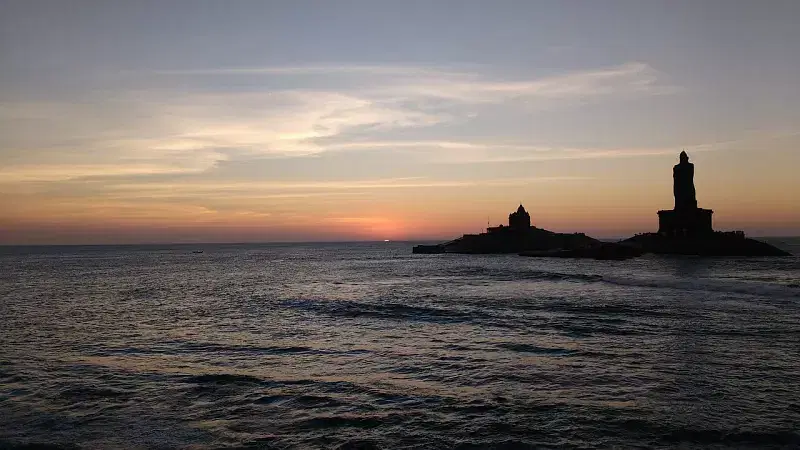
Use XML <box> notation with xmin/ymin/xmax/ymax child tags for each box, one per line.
<box><xmin>621</xmin><ymin>232</ymin><xmax>790</xmax><ymax>257</ymax></box>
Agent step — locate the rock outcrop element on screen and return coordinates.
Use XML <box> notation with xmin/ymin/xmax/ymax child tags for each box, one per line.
<box><xmin>412</xmin><ymin>205</ymin><xmax>636</xmax><ymax>258</ymax></box>
<box><xmin>623</xmin><ymin>152</ymin><xmax>789</xmax><ymax>257</ymax></box>
<box><xmin>412</xmin><ymin>153</ymin><xmax>790</xmax><ymax>259</ymax></box>
<box><xmin>621</xmin><ymin>232</ymin><xmax>790</xmax><ymax>257</ymax></box>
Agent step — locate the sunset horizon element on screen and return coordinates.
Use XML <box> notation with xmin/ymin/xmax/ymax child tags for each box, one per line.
<box><xmin>4</xmin><ymin>3</ymin><xmax>800</xmax><ymax>448</ymax></box>
<box><xmin>2</xmin><ymin>2</ymin><xmax>799</xmax><ymax>245</ymax></box>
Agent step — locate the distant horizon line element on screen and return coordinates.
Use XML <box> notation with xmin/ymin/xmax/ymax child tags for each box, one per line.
<box><xmin>2</xmin><ymin>236</ymin><xmax>798</xmax><ymax>248</ymax></box>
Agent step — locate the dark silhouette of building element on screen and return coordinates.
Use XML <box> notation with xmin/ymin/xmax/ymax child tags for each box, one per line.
<box><xmin>414</xmin><ymin>203</ymin><xmax>600</xmax><ymax>254</ymax></box>
<box><xmin>508</xmin><ymin>204</ymin><xmax>531</xmax><ymax>230</ymax></box>
<box><xmin>486</xmin><ymin>204</ymin><xmax>531</xmax><ymax>233</ymax></box>
<box><xmin>658</xmin><ymin>152</ymin><xmax>713</xmax><ymax>237</ymax></box>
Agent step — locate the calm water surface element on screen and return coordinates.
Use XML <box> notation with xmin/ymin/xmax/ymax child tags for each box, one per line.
<box><xmin>2</xmin><ymin>240</ymin><xmax>799</xmax><ymax>449</ymax></box>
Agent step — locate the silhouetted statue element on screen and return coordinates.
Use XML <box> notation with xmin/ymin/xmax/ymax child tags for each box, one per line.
<box><xmin>673</xmin><ymin>151</ymin><xmax>697</xmax><ymax>210</ymax></box>
<box><xmin>627</xmin><ymin>150</ymin><xmax>791</xmax><ymax>255</ymax></box>
<box><xmin>658</xmin><ymin>151</ymin><xmax>712</xmax><ymax>237</ymax></box>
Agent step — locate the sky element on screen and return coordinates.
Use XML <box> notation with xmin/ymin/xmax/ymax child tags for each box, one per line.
<box><xmin>1</xmin><ymin>0</ymin><xmax>799</xmax><ymax>244</ymax></box>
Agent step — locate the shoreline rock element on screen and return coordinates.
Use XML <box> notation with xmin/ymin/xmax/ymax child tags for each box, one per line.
<box><xmin>412</xmin><ymin>226</ymin><xmax>599</xmax><ymax>255</ymax></box>
<box><xmin>413</xmin><ymin>153</ymin><xmax>791</xmax><ymax>259</ymax></box>
<box><xmin>620</xmin><ymin>232</ymin><xmax>790</xmax><ymax>257</ymax></box>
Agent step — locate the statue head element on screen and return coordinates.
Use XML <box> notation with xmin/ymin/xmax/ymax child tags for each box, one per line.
<box><xmin>679</xmin><ymin>151</ymin><xmax>689</xmax><ymax>163</ymax></box>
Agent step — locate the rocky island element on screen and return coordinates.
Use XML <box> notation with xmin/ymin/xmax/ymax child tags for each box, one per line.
<box><xmin>620</xmin><ymin>151</ymin><xmax>790</xmax><ymax>256</ymax></box>
<box><xmin>413</xmin><ymin>204</ymin><xmax>642</xmax><ymax>259</ymax></box>
<box><xmin>413</xmin><ymin>151</ymin><xmax>789</xmax><ymax>258</ymax></box>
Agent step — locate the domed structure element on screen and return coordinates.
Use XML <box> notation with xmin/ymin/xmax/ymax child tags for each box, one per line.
<box><xmin>508</xmin><ymin>204</ymin><xmax>531</xmax><ymax>230</ymax></box>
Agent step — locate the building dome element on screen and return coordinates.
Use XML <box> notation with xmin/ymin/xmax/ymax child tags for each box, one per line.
<box><xmin>509</xmin><ymin>204</ymin><xmax>531</xmax><ymax>229</ymax></box>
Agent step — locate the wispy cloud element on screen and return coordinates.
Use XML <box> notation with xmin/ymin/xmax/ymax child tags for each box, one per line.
<box><xmin>149</xmin><ymin>61</ymin><xmax>673</xmax><ymax>101</ymax></box>
<box><xmin>370</xmin><ymin>62</ymin><xmax>676</xmax><ymax>104</ymax></box>
<box><xmin>148</xmin><ymin>64</ymin><xmax>479</xmax><ymax>78</ymax></box>
<box><xmin>312</xmin><ymin>138</ymin><xmax>735</xmax><ymax>164</ymax></box>
<box><xmin>0</xmin><ymin>163</ymin><xmax>212</xmax><ymax>182</ymax></box>
<box><xmin>0</xmin><ymin>61</ymin><xmax>678</xmax><ymax>187</ymax></box>
<box><xmin>103</xmin><ymin>176</ymin><xmax>591</xmax><ymax>196</ymax></box>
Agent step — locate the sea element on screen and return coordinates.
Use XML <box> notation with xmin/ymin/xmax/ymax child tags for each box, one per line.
<box><xmin>1</xmin><ymin>239</ymin><xmax>799</xmax><ymax>449</ymax></box>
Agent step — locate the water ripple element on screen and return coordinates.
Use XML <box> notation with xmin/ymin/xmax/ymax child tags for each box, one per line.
<box><xmin>1</xmin><ymin>243</ymin><xmax>799</xmax><ymax>449</ymax></box>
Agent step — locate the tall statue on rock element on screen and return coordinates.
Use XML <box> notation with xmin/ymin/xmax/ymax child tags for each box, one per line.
<box><xmin>673</xmin><ymin>151</ymin><xmax>697</xmax><ymax>210</ymax></box>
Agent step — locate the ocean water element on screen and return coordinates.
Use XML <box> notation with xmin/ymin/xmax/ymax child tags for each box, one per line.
<box><xmin>1</xmin><ymin>240</ymin><xmax>799</xmax><ymax>449</ymax></box>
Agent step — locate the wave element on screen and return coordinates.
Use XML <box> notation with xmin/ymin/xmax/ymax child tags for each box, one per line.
<box><xmin>518</xmin><ymin>267</ymin><xmax>798</xmax><ymax>299</ymax></box>
<box><xmin>0</xmin><ymin>443</ymin><xmax>80</xmax><ymax>450</ymax></box>
<box><xmin>439</xmin><ymin>263</ymin><xmax>798</xmax><ymax>298</ymax></box>
<box><xmin>184</xmin><ymin>373</ymin><xmax>264</xmax><ymax>385</ymax></box>
<box><xmin>58</xmin><ymin>386</ymin><xmax>131</xmax><ymax>400</ymax></box>
<box><xmin>496</xmin><ymin>343</ymin><xmax>578</xmax><ymax>356</ymax></box>
<box><xmin>609</xmin><ymin>417</ymin><xmax>800</xmax><ymax>447</ymax></box>
<box><xmin>282</xmin><ymin>299</ymin><xmax>481</xmax><ymax>325</ymax></box>
<box><xmin>282</xmin><ymin>278</ymin><xmax>796</xmax><ymax>330</ymax></box>
<box><xmin>600</xmin><ymin>274</ymin><xmax>800</xmax><ymax>299</ymax></box>
<box><xmin>440</xmin><ymin>266</ymin><xmax>603</xmax><ymax>283</ymax></box>
<box><xmin>0</xmin><ymin>368</ymin><xmax>24</xmax><ymax>384</ymax></box>
<box><xmin>662</xmin><ymin>428</ymin><xmax>800</xmax><ymax>446</ymax></box>
<box><xmin>253</xmin><ymin>394</ymin><xmax>343</xmax><ymax>408</ymax></box>
<box><xmin>541</xmin><ymin>301</ymin><xmax>671</xmax><ymax>318</ymax></box>
<box><xmin>295</xmin><ymin>414</ymin><xmax>390</xmax><ymax>431</ymax></box>
<box><xmin>90</xmin><ymin>342</ymin><xmax>371</xmax><ymax>358</ymax></box>
<box><xmin>181</xmin><ymin>374</ymin><xmax>372</xmax><ymax>395</ymax></box>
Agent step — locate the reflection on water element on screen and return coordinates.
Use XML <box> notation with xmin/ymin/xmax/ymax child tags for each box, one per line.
<box><xmin>1</xmin><ymin>242</ymin><xmax>799</xmax><ymax>448</ymax></box>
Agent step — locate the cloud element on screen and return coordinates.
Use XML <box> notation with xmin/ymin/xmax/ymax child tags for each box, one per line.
<box><xmin>150</xmin><ymin>62</ymin><xmax>678</xmax><ymax>103</ymax></box>
<box><xmin>148</xmin><ymin>64</ymin><xmax>478</xmax><ymax>78</ymax></box>
<box><xmin>309</xmin><ymin>138</ymin><xmax>733</xmax><ymax>164</ymax></box>
<box><xmin>0</xmin><ymin>62</ymin><xmax>677</xmax><ymax>186</ymax></box>
<box><xmin>98</xmin><ymin>176</ymin><xmax>592</xmax><ymax>198</ymax></box>
<box><xmin>370</xmin><ymin>62</ymin><xmax>676</xmax><ymax>104</ymax></box>
<box><xmin>148</xmin><ymin>62</ymin><xmax>674</xmax><ymax>102</ymax></box>
<box><xmin>0</xmin><ymin>163</ymin><xmax>214</xmax><ymax>182</ymax></box>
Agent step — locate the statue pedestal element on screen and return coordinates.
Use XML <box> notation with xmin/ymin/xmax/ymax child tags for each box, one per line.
<box><xmin>657</xmin><ymin>208</ymin><xmax>713</xmax><ymax>237</ymax></box>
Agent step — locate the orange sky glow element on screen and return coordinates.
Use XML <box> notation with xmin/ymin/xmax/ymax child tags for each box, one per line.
<box><xmin>2</xmin><ymin>3</ymin><xmax>800</xmax><ymax>244</ymax></box>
